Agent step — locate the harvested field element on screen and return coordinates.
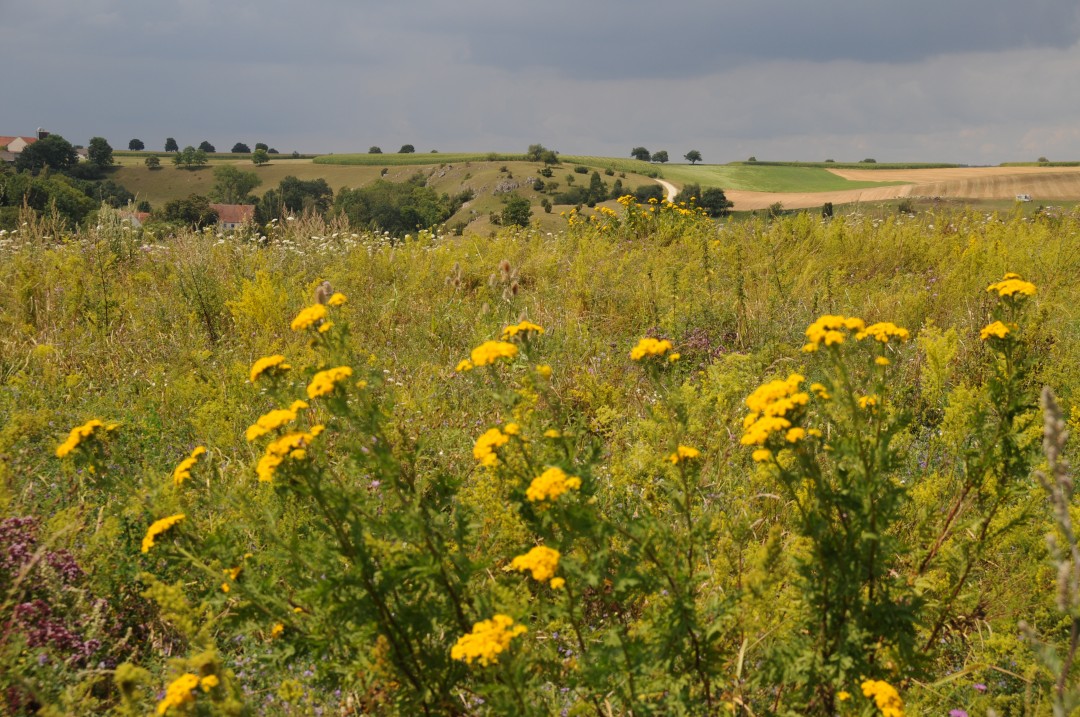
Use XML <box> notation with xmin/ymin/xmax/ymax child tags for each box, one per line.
<box><xmin>727</xmin><ymin>165</ymin><xmax>1080</xmax><ymax>210</ymax></box>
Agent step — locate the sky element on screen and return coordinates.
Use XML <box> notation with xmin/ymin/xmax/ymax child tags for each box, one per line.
<box><xmin>3</xmin><ymin>0</ymin><xmax>1080</xmax><ymax>164</ymax></box>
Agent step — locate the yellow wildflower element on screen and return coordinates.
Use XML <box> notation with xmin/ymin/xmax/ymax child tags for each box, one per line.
<box><xmin>470</xmin><ymin>340</ymin><xmax>519</xmax><ymax>366</ymax></box>
<box><xmin>271</xmin><ymin>623</ymin><xmax>284</xmax><ymax>638</ymax></box>
<box><xmin>544</xmin><ymin>429</ymin><xmax>561</xmax><ymax>438</ymax></box>
<box><xmin>221</xmin><ymin>582</ymin><xmax>230</xmax><ymax>593</ymax></box>
<box><xmin>318</xmin><ymin>321</ymin><xmax>334</xmax><ymax>334</ymax></box>
<box><xmin>986</xmin><ymin>274</ymin><xmax>1036</xmax><ymax>298</ymax></box>
<box><xmin>473</xmin><ymin>428</ymin><xmax>510</xmax><ymax>468</ymax></box>
<box><xmin>249</xmin><ymin>355</ymin><xmax>291</xmax><ymax>383</ymax></box>
<box><xmin>549</xmin><ymin>577</ymin><xmax>565</xmax><ymax>589</ymax></box>
<box><xmin>246</xmin><ymin>400</ymin><xmax>309</xmax><ymax>442</ymax></box>
<box><xmin>861</xmin><ymin>679</ymin><xmax>904</xmax><ymax>717</ymax></box>
<box><xmin>156</xmin><ymin>673</ymin><xmax>200</xmax><ymax>715</ymax></box>
<box><xmin>875</xmin><ymin>356</ymin><xmax>891</xmax><ymax>366</ymax></box>
<box><xmin>741</xmin><ymin>374</ymin><xmax>808</xmax><ymax>446</ymax></box>
<box><xmin>172</xmin><ymin>446</ymin><xmax>207</xmax><ymax>486</ymax></box>
<box><xmin>837</xmin><ymin>691</ymin><xmax>851</xmax><ymax>701</ymax></box>
<box><xmin>257</xmin><ymin>426</ymin><xmax>323</xmax><ymax>482</ymax></box>
<box><xmin>501</xmin><ymin>320</ymin><xmax>545</xmax><ymax>340</ymax></box>
<box><xmin>667</xmin><ymin>445</ymin><xmax>701</xmax><ymax>464</ymax></box>
<box><xmin>456</xmin><ymin>359</ymin><xmax>474</xmax><ymax>372</ymax></box>
<box><xmin>526</xmin><ymin>466</ymin><xmax>582</xmax><ymax>502</ymax></box>
<box><xmin>980</xmin><ymin>320</ymin><xmax>1011</xmax><ymax>340</ymax></box>
<box><xmin>858</xmin><ymin>395</ymin><xmax>879</xmax><ymax>409</ymax></box>
<box><xmin>785</xmin><ymin>428</ymin><xmax>806</xmax><ymax>443</ymax></box>
<box><xmin>327</xmin><ymin>292</ymin><xmax>347</xmax><ymax>306</ymax></box>
<box><xmin>630</xmin><ymin>337</ymin><xmax>674</xmax><ymax>361</ymax></box>
<box><xmin>141</xmin><ymin>514</ymin><xmax>185</xmax><ymax>553</ymax></box>
<box><xmin>752</xmin><ymin>449</ymin><xmax>773</xmax><ymax>463</ymax></box>
<box><xmin>856</xmin><ymin>322</ymin><xmax>910</xmax><ymax>343</ymax></box>
<box><xmin>55</xmin><ymin>419</ymin><xmax>118</xmax><ymax>458</ymax></box>
<box><xmin>810</xmin><ymin>383</ymin><xmax>831</xmax><ymax>400</ymax></box>
<box><xmin>290</xmin><ymin>303</ymin><xmax>328</xmax><ymax>331</ymax></box>
<box><xmin>668</xmin><ymin>352</ymin><xmax>681</xmax><ymax>362</ymax></box>
<box><xmin>503</xmin><ymin>422</ymin><xmax>521</xmax><ymax>436</ymax></box>
<box><xmin>450</xmin><ymin>614</ymin><xmax>527</xmax><ymax>666</ymax></box>
<box><xmin>536</xmin><ymin>364</ymin><xmax>552</xmax><ymax>378</ymax></box>
<box><xmin>507</xmin><ymin>545</ymin><xmax>560</xmax><ymax>582</ymax></box>
<box><xmin>307</xmin><ymin>366</ymin><xmax>353</xmax><ymax>399</ymax></box>
<box><xmin>199</xmin><ymin>675</ymin><xmax>219</xmax><ymax>692</ymax></box>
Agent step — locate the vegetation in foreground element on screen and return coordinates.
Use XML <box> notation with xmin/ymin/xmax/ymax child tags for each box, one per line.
<box><xmin>1</xmin><ymin>204</ymin><xmax>1079</xmax><ymax>716</ymax></box>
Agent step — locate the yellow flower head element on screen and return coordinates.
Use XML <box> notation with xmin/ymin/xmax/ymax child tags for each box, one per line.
<box><xmin>549</xmin><ymin>577</ymin><xmax>566</xmax><ymax>589</ymax></box>
<box><xmin>875</xmin><ymin>356</ymin><xmax>891</xmax><ymax>366</ymax></box>
<box><xmin>327</xmin><ymin>292</ymin><xmax>347</xmax><ymax>306</ymax></box>
<box><xmin>307</xmin><ymin>366</ymin><xmax>353</xmax><ymax>399</ymax></box>
<box><xmin>507</xmin><ymin>545</ymin><xmax>560</xmax><ymax>582</ymax></box>
<box><xmin>246</xmin><ymin>400</ymin><xmax>309</xmax><ymax>442</ymax></box>
<box><xmin>986</xmin><ymin>274</ymin><xmax>1036</xmax><ymax>298</ymax></box>
<box><xmin>785</xmin><ymin>428</ymin><xmax>806</xmax><ymax>443</ymax></box>
<box><xmin>856</xmin><ymin>322</ymin><xmax>911</xmax><ymax>344</ymax></box>
<box><xmin>980</xmin><ymin>320</ymin><xmax>1011</xmax><ymax>340</ymax></box>
<box><xmin>249</xmin><ymin>355</ymin><xmax>291</xmax><ymax>383</ymax></box>
<box><xmin>473</xmin><ymin>428</ymin><xmax>510</xmax><ymax>467</ymax></box>
<box><xmin>172</xmin><ymin>446</ymin><xmax>207</xmax><ymax>486</ymax></box>
<box><xmin>142</xmin><ymin>514</ymin><xmax>185</xmax><ymax>553</ymax></box>
<box><xmin>741</xmin><ymin>374</ymin><xmax>809</xmax><ymax>447</ymax></box>
<box><xmin>630</xmin><ymin>337</ymin><xmax>674</xmax><ymax>361</ymax></box>
<box><xmin>450</xmin><ymin>614</ymin><xmax>527</xmax><ymax>666</ymax></box>
<box><xmin>667</xmin><ymin>445</ymin><xmax>701</xmax><ymax>464</ymax></box>
<box><xmin>455</xmin><ymin>359</ymin><xmax>474</xmax><ymax>372</ymax></box>
<box><xmin>290</xmin><ymin>303</ymin><xmax>328</xmax><ymax>331</ymax></box>
<box><xmin>56</xmin><ymin>419</ymin><xmax>118</xmax><ymax>458</ymax></box>
<box><xmin>752</xmin><ymin>448</ymin><xmax>773</xmax><ymax>463</ymax></box>
<box><xmin>501</xmin><ymin>321</ymin><xmax>545</xmax><ymax>340</ymax></box>
<box><xmin>861</xmin><ymin>679</ymin><xmax>904</xmax><ymax>717</ymax></box>
<box><xmin>257</xmin><ymin>426</ymin><xmax>323</xmax><ymax>482</ymax></box>
<box><xmin>543</xmin><ymin>428</ymin><xmax>562</xmax><ymax>438</ymax></box>
<box><xmin>470</xmin><ymin>340</ymin><xmax>519</xmax><ymax>367</ymax></box>
<box><xmin>536</xmin><ymin>364</ymin><xmax>552</xmax><ymax>379</ymax></box>
<box><xmin>271</xmin><ymin>623</ymin><xmax>284</xmax><ymax>638</ymax></box>
<box><xmin>858</xmin><ymin>395</ymin><xmax>879</xmax><ymax>409</ymax></box>
<box><xmin>199</xmin><ymin>675</ymin><xmax>219</xmax><ymax>692</ymax></box>
<box><xmin>156</xmin><ymin>673</ymin><xmax>200</xmax><ymax>715</ymax></box>
<box><xmin>526</xmin><ymin>466</ymin><xmax>582</xmax><ymax>502</ymax></box>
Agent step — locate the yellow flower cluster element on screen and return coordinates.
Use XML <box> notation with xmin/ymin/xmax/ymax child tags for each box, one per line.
<box><xmin>172</xmin><ymin>446</ymin><xmax>207</xmax><ymax>486</ymax></box>
<box><xmin>630</xmin><ymin>337</ymin><xmax>675</xmax><ymax>361</ymax></box>
<box><xmin>470</xmin><ymin>340</ymin><xmax>519</xmax><ymax>367</ymax></box>
<box><xmin>271</xmin><ymin>623</ymin><xmax>285</xmax><ymax>638</ymax></box>
<box><xmin>501</xmin><ymin>321</ymin><xmax>545</xmax><ymax>340</ymax></box>
<box><xmin>861</xmin><ymin>679</ymin><xmax>904</xmax><ymax>717</ymax></box>
<box><xmin>307</xmin><ymin>366</ymin><xmax>353</xmax><ymax>399</ymax></box>
<box><xmin>857</xmin><ymin>322</ymin><xmax>911</xmax><ymax>344</ymax></box>
<box><xmin>56</xmin><ymin>419</ymin><xmax>119</xmax><ymax>458</ymax></box>
<box><xmin>290</xmin><ymin>303</ymin><xmax>328</xmax><ymax>331</ymax></box>
<box><xmin>508</xmin><ymin>545</ymin><xmax>561</xmax><ymax>585</ymax></box>
<box><xmin>456</xmin><ymin>359</ymin><xmax>474</xmax><ymax>372</ymax></box>
<box><xmin>246</xmin><ymin>400</ymin><xmax>309</xmax><ymax>442</ymax></box>
<box><xmin>803</xmin><ymin>315</ymin><xmax>865</xmax><ymax>352</ymax></box>
<box><xmin>473</xmin><ymin>428</ymin><xmax>510</xmax><ymax>468</ymax></box>
<box><xmin>142</xmin><ymin>514</ymin><xmax>185</xmax><ymax>553</ymax></box>
<box><xmin>156</xmin><ymin>673</ymin><xmax>199</xmax><ymax>715</ymax></box>
<box><xmin>986</xmin><ymin>272</ymin><xmax>1036</xmax><ymax>298</ymax></box>
<box><xmin>450</xmin><ymin>614</ymin><xmax>527</xmax><ymax>666</ymax></box>
<box><xmin>256</xmin><ymin>426</ymin><xmax>324</xmax><ymax>482</ymax></box>
<box><xmin>327</xmin><ymin>292</ymin><xmax>347</xmax><ymax>306</ymax></box>
<box><xmin>667</xmin><ymin>445</ymin><xmax>701</xmax><ymax>464</ymax></box>
<box><xmin>526</xmin><ymin>466</ymin><xmax>582</xmax><ymax>502</ymax></box>
<box><xmin>741</xmin><ymin>374</ymin><xmax>810</xmax><ymax>446</ymax></box>
<box><xmin>980</xmin><ymin>320</ymin><xmax>1011</xmax><ymax>340</ymax></box>
<box><xmin>249</xmin><ymin>354</ymin><xmax>291</xmax><ymax>383</ymax></box>
<box><xmin>199</xmin><ymin>675</ymin><xmax>219</xmax><ymax>692</ymax></box>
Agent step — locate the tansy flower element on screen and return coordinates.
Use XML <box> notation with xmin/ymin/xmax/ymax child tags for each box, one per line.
<box><xmin>875</xmin><ymin>356</ymin><xmax>891</xmax><ymax>366</ymax></box>
<box><xmin>473</xmin><ymin>428</ymin><xmax>510</xmax><ymax>468</ymax></box>
<box><xmin>752</xmin><ymin>449</ymin><xmax>772</xmax><ymax>463</ymax></box>
<box><xmin>249</xmin><ymin>355</ymin><xmax>291</xmax><ymax>383</ymax></box>
<box><xmin>507</xmin><ymin>545</ymin><xmax>560</xmax><ymax>582</ymax></box>
<box><xmin>450</xmin><ymin>615</ymin><xmax>527</xmax><ymax>666</ymax></box>
<box><xmin>256</xmin><ymin>426</ymin><xmax>323</xmax><ymax>482</ymax></box>
<box><xmin>785</xmin><ymin>428</ymin><xmax>806</xmax><ymax>443</ymax></box>
<box><xmin>327</xmin><ymin>292</ymin><xmax>347</xmax><ymax>306</ymax></box>
<box><xmin>142</xmin><ymin>514</ymin><xmax>185</xmax><ymax>553</ymax></box>
<box><xmin>271</xmin><ymin>623</ymin><xmax>284</xmax><ymax>638</ymax></box>
<box><xmin>858</xmin><ymin>395</ymin><xmax>878</xmax><ymax>409</ymax></box>
<box><xmin>980</xmin><ymin>321</ymin><xmax>1011</xmax><ymax>340</ymax></box>
<box><xmin>856</xmin><ymin>322</ymin><xmax>910</xmax><ymax>344</ymax></box>
<box><xmin>526</xmin><ymin>466</ymin><xmax>582</xmax><ymax>502</ymax></box>
<box><xmin>861</xmin><ymin>679</ymin><xmax>904</xmax><ymax>717</ymax></box>
<box><xmin>307</xmin><ymin>366</ymin><xmax>353</xmax><ymax>399</ymax></box>
<box><xmin>549</xmin><ymin>577</ymin><xmax>565</xmax><ymax>589</ymax></box>
<box><xmin>470</xmin><ymin>341</ymin><xmax>518</xmax><ymax>367</ymax></box>
<box><xmin>630</xmin><ymin>337</ymin><xmax>674</xmax><ymax>361</ymax></box>
<box><xmin>667</xmin><ymin>445</ymin><xmax>700</xmax><ymax>464</ymax></box>
<box><xmin>156</xmin><ymin>673</ymin><xmax>199</xmax><ymax>715</ymax></box>
<box><xmin>503</xmin><ymin>422</ymin><xmax>521</xmax><ymax>436</ymax></box>
<box><xmin>318</xmin><ymin>321</ymin><xmax>334</xmax><ymax>334</ymax></box>
<box><xmin>172</xmin><ymin>446</ymin><xmax>207</xmax><ymax>486</ymax></box>
<box><xmin>501</xmin><ymin>321</ymin><xmax>545</xmax><ymax>340</ymax></box>
<box><xmin>456</xmin><ymin>359</ymin><xmax>474</xmax><ymax>372</ymax></box>
<box><xmin>804</xmin><ymin>315</ymin><xmax>865</xmax><ymax>351</ymax></box>
<box><xmin>56</xmin><ymin>419</ymin><xmax>118</xmax><ymax>458</ymax></box>
<box><xmin>986</xmin><ymin>274</ymin><xmax>1036</xmax><ymax>298</ymax></box>
<box><xmin>543</xmin><ymin>429</ymin><xmax>561</xmax><ymax>438</ymax></box>
<box><xmin>199</xmin><ymin>675</ymin><xmax>219</xmax><ymax>692</ymax></box>
<box><xmin>837</xmin><ymin>691</ymin><xmax>851</xmax><ymax>701</ymax></box>
<box><xmin>246</xmin><ymin>400</ymin><xmax>309</xmax><ymax>442</ymax></box>
<box><xmin>290</xmin><ymin>303</ymin><xmax>328</xmax><ymax>331</ymax></box>
<box><xmin>536</xmin><ymin>364</ymin><xmax>552</xmax><ymax>378</ymax></box>
<box><xmin>741</xmin><ymin>374</ymin><xmax>809</xmax><ymax>446</ymax></box>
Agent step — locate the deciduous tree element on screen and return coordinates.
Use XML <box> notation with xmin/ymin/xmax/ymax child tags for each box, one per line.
<box><xmin>630</xmin><ymin>147</ymin><xmax>651</xmax><ymax>162</ymax></box>
<box><xmin>398</xmin><ymin>144</ymin><xmax>415</xmax><ymax>154</ymax></box>
<box><xmin>210</xmin><ymin>165</ymin><xmax>261</xmax><ymax>204</ymax></box>
<box><xmin>198</xmin><ymin>141</ymin><xmax>216</xmax><ymax>153</ymax></box>
<box><xmin>87</xmin><ymin>137</ymin><xmax>114</xmax><ymax>168</ymax></box>
<box><xmin>128</xmin><ymin>139</ymin><xmax>145</xmax><ymax>151</ymax></box>
<box><xmin>252</xmin><ymin>149</ymin><xmax>269</xmax><ymax>166</ymax></box>
<box><xmin>14</xmin><ymin>134</ymin><xmax>78</xmax><ymax>173</ymax></box>
<box><xmin>652</xmin><ymin>150</ymin><xmax>669</xmax><ymax>163</ymax></box>
<box><xmin>231</xmin><ymin>142</ymin><xmax>251</xmax><ymax>154</ymax></box>
<box><xmin>684</xmin><ymin>150</ymin><xmax>702</xmax><ymax>164</ymax></box>
<box><xmin>165</xmin><ymin>137</ymin><xmax>179</xmax><ymax>152</ymax></box>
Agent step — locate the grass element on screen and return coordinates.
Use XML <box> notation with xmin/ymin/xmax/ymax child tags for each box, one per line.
<box><xmin>658</xmin><ymin>163</ymin><xmax>910</xmax><ymax>192</ymax></box>
<box><xmin>314</xmin><ymin>152</ymin><xmax>528</xmax><ymax>166</ymax></box>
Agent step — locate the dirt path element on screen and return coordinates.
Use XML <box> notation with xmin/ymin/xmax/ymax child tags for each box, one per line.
<box><xmin>725</xmin><ymin>166</ymin><xmax>1080</xmax><ymax>211</ymax></box>
<box><xmin>655</xmin><ymin>178</ymin><xmax>678</xmax><ymax>202</ymax></box>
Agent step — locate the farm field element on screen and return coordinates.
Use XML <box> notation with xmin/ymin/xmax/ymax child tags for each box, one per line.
<box><xmin>1</xmin><ymin>205</ymin><xmax>1078</xmax><ymax>715</ymax></box>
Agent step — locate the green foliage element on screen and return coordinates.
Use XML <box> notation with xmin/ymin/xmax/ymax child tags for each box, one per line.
<box><xmin>398</xmin><ymin>144</ymin><xmax>415</xmax><ymax>154</ymax></box>
<box><xmin>333</xmin><ymin>173</ymin><xmax>462</xmax><ymax>235</ymax></box>
<box><xmin>87</xmin><ymin>137</ymin><xmax>114</xmax><ymax>168</ymax></box>
<box><xmin>255</xmin><ymin>142</ymin><xmax>269</xmax><ymax>152</ymax></box>
<box><xmin>172</xmin><ymin>146</ymin><xmax>209</xmax><ymax>169</ymax></box>
<box><xmin>157</xmin><ymin>194</ymin><xmax>219</xmax><ymax>228</ymax></box>
<box><xmin>0</xmin><ymin>170</ymin><xmax>96</xmax><ymax>228</ymax></box>
<box><xmin>209</xmin><ymin>166</ymin><xmax>261</xmax><ymax>204</ymax></box>
<box><xmin>251</xmin><ymin>148</ymin><xmax>269</xmax><ymax>166</ymax></box>
<box><xmin>501</xmin><ymin>194</ymin><xmax>532</xmax><ymax>227</ymax></box>
<box><xmin>230</xmin><ymin>142</ymin><xmax>250</xmax><ymax>154</ymax></box>
<box><xmin>144</xmin><ymin>155</ymin><xmax>161</xmax><ymax>169</ymax></box>
<box><xmin>630</xmin><ymin>146</ymin><xmax>651</xmax><ymax>162</ymax></box>
<box><xmin>652</xmin><ymin>150</ymin><xmax>669</xmax><ymax>163</ymax></box>
<box><xmin>684</xmin><ymin>149</ymin><xmax>703</xmax><ymax>164</ymax></box>
<box><xmin>198</xmin><ymin>141</ymin><xmax>216</xmax><ymax>154</ymax></box>
<box><xmin>368</xmin><ymin>146</ymin><xmax>383</xmax><ymax>154</ymax></box>
<box><xmin>165</xmin><ymin>137</ymin><xmax>178</xmax><ymax>152</ymax></box>
<box><xmin>128</xmin><ymin>138</ymin><xmax>144</xmax><ymax>151</ymax></box>
<box><xmin>14</xmin><ymin>134</ymin><xmax>78</xmax><ymax>173</ymax></box>
<box><xmin>255</xmin><ymin>175</ymin><xmax>333</xmax><ymax>222</ymax></box>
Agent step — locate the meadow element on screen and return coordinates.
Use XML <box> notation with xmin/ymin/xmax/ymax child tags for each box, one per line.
<box><xmin>1</xmin><ymin>201</ymin><xmax>1078</xmax><ymax>716</ymax></box>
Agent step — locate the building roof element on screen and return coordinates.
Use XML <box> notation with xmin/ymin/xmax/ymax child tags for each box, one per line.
<box><xmin>210</xmin><ymin>203</ymin><xmax>255</xmax><ymax>224</ymax></box>
<box><xmin>0</xmin><ymin>136</ymin><xmax>38</xmax><ymax>149</ymax></box>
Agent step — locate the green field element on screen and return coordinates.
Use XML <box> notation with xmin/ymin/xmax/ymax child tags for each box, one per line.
<box><xmin>657</xmin><ymin>163</ymin><xmax>910</xmax><ymax>192</ymax></box>
<box><xmin>314</xmin><ymin>151</ymin><xmax>528</xmax><ymax>166</ymax></box>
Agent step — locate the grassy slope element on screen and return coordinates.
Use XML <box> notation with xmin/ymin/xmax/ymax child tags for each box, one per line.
<box><xmin>658</xmin><ymin>163</ymin><xmax>910</xmax><ymax>192</ymax></box>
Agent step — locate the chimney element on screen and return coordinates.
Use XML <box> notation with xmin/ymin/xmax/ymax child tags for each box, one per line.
<box><xmin>36</xmin><ymin>128</ymin><xmax>50</xmax><ymax>140</ymax></box>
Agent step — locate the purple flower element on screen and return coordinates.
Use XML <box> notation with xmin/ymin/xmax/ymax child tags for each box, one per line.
<box><xmin>973</xmin><ymin>683</ymin><xmax>987</xmax><ymax>692</ymax></box>
<box><xmin>950</xmin><ymin>710</ymin><xmax>968</xmax><ymax>717</ymax></box>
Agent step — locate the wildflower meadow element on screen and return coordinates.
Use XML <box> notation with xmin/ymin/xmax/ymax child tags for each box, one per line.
<box><xmin>1</xmin><ymin>201</ymin><xmax>1078</xmax><ymax>715</ymax></box>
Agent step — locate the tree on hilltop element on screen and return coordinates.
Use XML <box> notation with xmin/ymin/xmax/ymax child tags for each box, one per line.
<box><xmin>684</xmin><ymin>150</ymin><xmax>702</xmax><ymax>164</ymax></box>
<box><xmin>631</xmin><ymin>147</ymin><xmax>651</xmax><ymax>162</ymax></box>
<box><xmin>399</xmin><ymin>144</ymin><xmax>415</xmax><ymax>154</ymax></box>
<box><xmin>198</xmin><ymin>141</ymin><xmax>216</xmax><ymax>153</ymax></box>
<box><xmin>165</xmin><ymin>137</ymin><xmax>179</xmax><ymax>152</ymax></box>
<box><xmin>232</xmin><ymin>142</ymin><xmax>251</xmax><ymax>154</ymax></box>
<box><xmin>210</xmin><ymin>165</ymin><xmax>261</xmax><ymax>204</ymax></box>
<box><xmin>128</xmin><ymin>139</ymin><xmax>145</xmax><ymax>151</ymax></box>
<box><xmin>255</xmin><ymin>142</ymin><xmax>269</xmax><ymax>152</ymax></box>
<box><xmin>87</xmin><ymin>137</ymin><xmax>114</xmax><ymax>168</ymax></box>
<box><xmin>252</xmin><ymin>149</ymin><xmax>269</xmax><ymax>166</ymax></box>
<box><xmin>653</xmin><ymin>150</ymin><xmax>669</xmax><ymax>163</ymax></box>
<box><xmin>369</xmin><ymin>146</ymin><xmax>383</xmax><ymax>154</ymax></box>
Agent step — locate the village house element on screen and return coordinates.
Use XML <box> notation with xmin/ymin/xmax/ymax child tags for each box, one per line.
<box><xmin>210</xmin><ymin>203</ymin><xmax>255</xmax><ymax>230</ymax></box>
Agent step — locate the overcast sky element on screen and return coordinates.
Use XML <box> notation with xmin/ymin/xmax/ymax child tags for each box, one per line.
<box><xmin>4</xmin><ymin>1</ymin><xmax>1080</xmax><ymax>164</ymax></box>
